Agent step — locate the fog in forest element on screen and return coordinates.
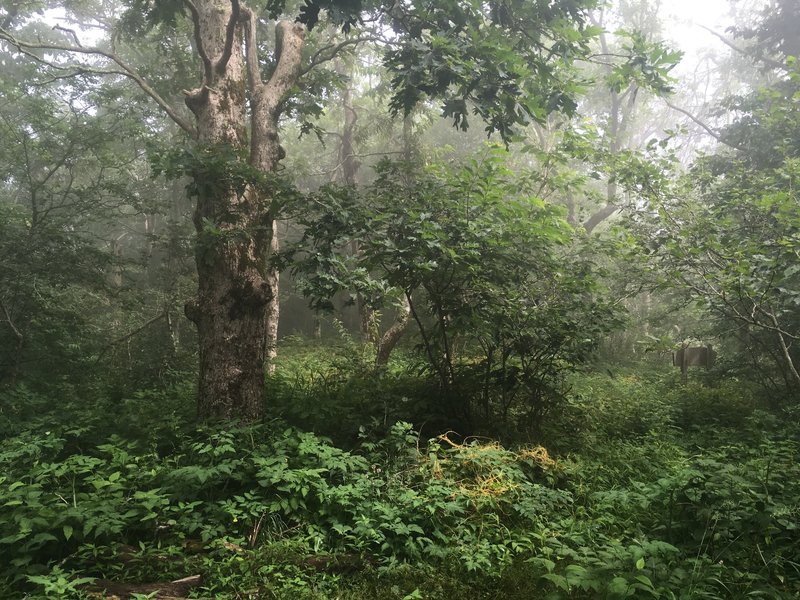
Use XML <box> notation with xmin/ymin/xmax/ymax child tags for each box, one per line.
<box><xmin>1</xmin><ymin>0</ymin><xmax>799</xmax><ymax>597</ymax></box>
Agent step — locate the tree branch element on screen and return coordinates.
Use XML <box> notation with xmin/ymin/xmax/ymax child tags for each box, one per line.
<box><xmin>663</xmin><ymin>98</ymin><xmax>743</xmax><ymax>152</ymax></box>
<box><xmin>241</xmin><ymin>7</ymin><xmax>261</xmax><ymax>91</ymax></box>
<box><xmin>769</xmin><ymin>313</ymin><xmax>800</xmax><ymax>387</ymax></box>
<box><xmin>216</xmin><ymin>0</ymin><xmax>241</xmax><ymax>75</ymax></box>
<box><xmin>52</xmin><ymin>24</ymin><xmax>83</xmax><ymax>48</ymax></box>
<box><xmin>0</xmin><ymin>27</ymin><xmax>197</xmax><ymax>137</ymax></box>
<box><xmin>0</xmin><ymin>301</ymin><xmax>23</xmax><ymax>342</ymax></box>
<box><xmin>93</xmin><ymin>312</ymin><xmax>167</xmax><ymax>364</ymax></box>
<box><xmin>264</xmin><ymin>21</ymin><xmax>306</xmax><ymax>110</ymax></box>
<box><xmin>182</xmin><ymin>0</ymin><xmax>213</xmax><ymax>81</ymax></box>
<box><xmin>583</xmin><ymin>203</ymin><xmax>618</xmax><ymax>234</ymax></box>
<box><xmin>299</xmin><ymin>36</ymin><xmax>382</xmax><ymax>77</ymax></box>
<box><xmin>699</xmin><ymin>25</ymin><xmax>787</xmax><ymax>72</ymax></box>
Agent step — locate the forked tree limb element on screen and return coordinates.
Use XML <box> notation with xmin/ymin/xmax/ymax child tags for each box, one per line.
<box><xmin>263</xmin><ymin>20</ymin><xmax>306</xmax><ymax>110</ymax></box>
<box><xmin>375</xmin><ymin>295</ymin><xmax>411</xmax><ymax>366</ymax></box>
<box><xmin>241</xmin><ymin>7</ymin><xmax>262</xmax><ymax>89</ymax></box>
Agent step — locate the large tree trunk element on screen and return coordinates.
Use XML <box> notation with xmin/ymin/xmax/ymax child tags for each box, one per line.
<box><xmin>249</xmin><ymin>21</ymin><xmax>305</xmax><ymax>377</ymax></box>
<box><xmin>182</xmin><ymin>1</ymin><xmax>304</xmax><ymax>420</ymax></box>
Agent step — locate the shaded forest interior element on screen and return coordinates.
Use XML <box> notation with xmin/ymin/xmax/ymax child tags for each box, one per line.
<box><xmin>1</xmin><ymin>0</ymin><xmax>799</xmax><ymax>597</ymax></box>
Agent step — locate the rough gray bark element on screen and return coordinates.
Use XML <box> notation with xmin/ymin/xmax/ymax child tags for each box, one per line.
<box><xmin>181</xmin><ymin>2</ymin><xmax>305</xmax><ymax>420</ymax></box>
<box><xmin>375</xmin><ymin>296</ymin><xmax>411</xmax><ymax>366</ymax></box>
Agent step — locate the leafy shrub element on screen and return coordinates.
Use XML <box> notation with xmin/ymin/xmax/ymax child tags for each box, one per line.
<box><xmin>266</xmin><ymin>340</ymin><xmax>435</xmax><ymax>445</ymax></box>
<box><xmin>291</xmin><ymin>149</ymin><xmax>626</xmax><ymax>434</ymax></box>
<box><xmin>0</xmin><ymin>414</ymin><xmax>569</xmax><ymax>596</ymax></box>
<box><xmin>543</xmin><ymin>371</ymin><xmax>676</xmax><ymax>450</ymax></box>
<box><xmin>665</xmin><ymin>380</ymin><xmax>761</xmax><ymax>430</ymax></box>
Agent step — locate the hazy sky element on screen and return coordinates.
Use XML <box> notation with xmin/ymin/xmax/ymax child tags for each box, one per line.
<box><xmin>661</xmin><ymin>0</ymin><xmax>733</xmax><ymax>74</ymax></box>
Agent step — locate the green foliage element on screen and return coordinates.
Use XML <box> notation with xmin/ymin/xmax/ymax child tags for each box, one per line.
<box><xmin>4</xmin><ymin>2</ymin><xmax>800</xmax><ymax>598</ymax></box>
<box><xmin>606</xmin><ymin>31</ymin><xmax>682</xmax><ymax>96</ymax></box>
<box><xmin>0</xmin><ymin>28</ymin><xmax>197</xmax><ymax>395</ymax></box>
<box><xmin>295</xmin><ymin>0</ymin><xmax>604</xmax><ymax>142</ymax></box>
<box><xmin>118</xmin><ymin>0</ymin><xmax>185</xmax><ymax>40</ymax></box>
<box><xmin>150</xmin><ymin>143</ymin><xmax>300</xmax><ymax>212</ymax></box>
<box><xmin>265</xmin><ymin>337</ymin><xmax>431</xmax><ymax>444</ymax></box>
<box><xmin>382</xmin><ymin>0</ymin><xmax>598</xmax><ymax>141</ymax></box>
<box><xmin>26</xmin><ymin>566</ymin><xmax>95</xmax><ymax>599</ymax></box>
<box><xmin>292</xmin><ymin>148</ymin><xmax>626</xmax><ymax>432</ymax></box>
<box><xmin>729</xmin><ymin>0</ymin><xmax>800</xmax><ymax>62</ymax></box>
<box><xmin>0</xmin><ymin>69</ymin><xmax>143</xmax><ymax>387</ymax></box>
<box><xmin>1</xmin><ymin>366</ymin><xmax>799</xmax><ymax>598</ymax></box>
<box><xmin>0</xmin><ymin>203</ymin><xmax>109</xmax><ymax>385</ymax></box>
<box><xmin>0</xmin><ymin>398</ymin><xmax>563</xmax><ymax>596</ymax></box>
<box><xmin>635</xmin><ymin>63</ymin><xmax>800</xmax><ymax>397</ymax></box>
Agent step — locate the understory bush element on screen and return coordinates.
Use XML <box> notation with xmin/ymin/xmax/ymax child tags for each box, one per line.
<box><xmin>0</xmin><ymin>413</ymin><xmax>567</xmax><ymax>597</ymax></box>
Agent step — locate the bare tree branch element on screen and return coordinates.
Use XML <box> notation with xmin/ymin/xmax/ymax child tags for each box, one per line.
<box><xmin>241</xmin><ymin>7</ymin><xmax>261</xmax><ymax>91</ymax></box>
<box><xmin>93</xmin><ymin>312</ymin><xmax>168</xmax><ymax>364</ymax></box>
<box><xmin>663</xmin><ymin>98</ymin><xmax>745</xmax><ymax>152</ymax></box>
<box><xmin>264</xmin><ymin>21</ymin><xmax>306</xmax><ymax>110</ymax></box>
<box><xmin>52</xmin><ymin>24</ymin><xmax>83</xmax><ymax>48</ymax></box>
<box><xmin>299</xmin><ymin>35</ymin><xmax>383</xmax><ymax>77</ymax></box>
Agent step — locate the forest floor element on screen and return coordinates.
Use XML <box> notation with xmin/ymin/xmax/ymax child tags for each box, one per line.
<box><xmin>1</xmin><ymin>345</ymin><xmax>798</xmax><ymax>599</ymax></box>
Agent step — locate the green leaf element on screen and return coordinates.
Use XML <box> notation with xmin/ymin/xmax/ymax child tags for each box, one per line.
<box><xmin>541</xmin><ymin>573</ymin><xmax>569</xmax><ymax>591</ymax></box>
<box><xmin>607</xmin><ymin>576</ymin><xmax>630</xmax><ymax>594</ymax></box>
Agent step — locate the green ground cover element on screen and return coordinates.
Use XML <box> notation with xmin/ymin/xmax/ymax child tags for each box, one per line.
<box><xmin>1</xmin><ymin>348</ymin><xmax>797</xmax><ymax>599</ymax></box>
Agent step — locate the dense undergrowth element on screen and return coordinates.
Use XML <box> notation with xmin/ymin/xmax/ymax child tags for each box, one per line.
<box><xmin>0</xmin><ymin>346</ymin><xmax>798</xmax><ymax>599</ymax></box>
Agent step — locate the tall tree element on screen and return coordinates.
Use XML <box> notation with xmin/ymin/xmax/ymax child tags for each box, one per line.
<box><xmin>1</xmin><ymin>0</ymin><xmax>602</xmax><ymax>420</ymax></box>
